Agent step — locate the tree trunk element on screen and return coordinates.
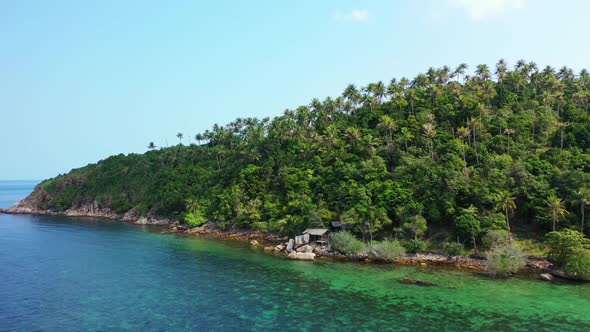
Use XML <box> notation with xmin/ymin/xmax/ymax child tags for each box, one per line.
<box><xmin>507</xmin><ymin>136</ymin><xmax>511</xmax><ymax>156</ymax></box>
<box><xmin>462</xmin><ymin>144</ymin><xmax>466</xmax><ymax>164</ymax></box>
<box><xmin>560</xmin><ymin>128</ymin><xmax>564</xmax><ymax>150</ymax></box>
<box><xmin>505</xmin><ymin>208</ymin><xmax>512</xmax><ymax>244</ymax></box>
<box><xmin>473</xmin><ymin>128</ymin><xmax>479</xmax><ymax>166</ymax></box>
<box><xmin>581</xmin><ymin>203</ymin><xmax>585</xmax><ymax>233</ymax></box>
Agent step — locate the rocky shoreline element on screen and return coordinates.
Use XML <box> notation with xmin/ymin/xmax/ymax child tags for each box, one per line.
<box><xmin>167</xmin><ymin>223</ymin><xmax>560</xmax><ymax>278</ymax></box>
<box><xmin>1</xmin><ymin>202</ymin><xmax>560</xmax><ymax>280</ymax></box>
<box><xmin>0</xmin><ymin>200</ymin><xmax>174</xmax><ymax>225</ymax></box>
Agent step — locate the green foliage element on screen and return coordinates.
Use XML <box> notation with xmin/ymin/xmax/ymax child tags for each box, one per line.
<box><xmin>24</xmin><ymin>60</ymin><xmax>590</xmax><ymax>254</ymax></box>
<box><xmin>563</xmin><ymin>252</ymin><xmax>590</xmax><ymax>281</ymax></box>
<box><xmin>404</xmin><ymin>239</ymin><xmax>427</xmax><ymax>254</ymax></box>
<box><xmin>442</xmin><ymin>242</ymin><xmax>464</xmax><ymax>256</ymax></box>
<box><xmin>402</xmin><ymin>215</ymin><xmax>428</xmax><ymax>240</ymax></box>
<box><xmin>370</xmin><ymin>239</ymin><xmax>406</xmax><ymax>261</ymax></box>
<box><xmin>185</xmin><ymin>211</ymin><xmax>207</xmax><ymax>228</ymax></box>
<box><xmin>545</xmin><ymin>229</ymin><xmax>590</xmax><ymax>267</ymax></box>
<box><xmin>184</xmin><ymin>198</ymin><xmax>208</xmax><ymax>227</ymax></box>
<box><xmin>330</xmin><ymin>231</ymin><xmax>367</xmax><ymax>255</ymax></box>
<box><xmin>482</xmin><ymin>230</ymin><xmax>510</xmax><ymax>249</ymax></box>
<box><xmin>454</xmin><ymin>206</ymin><xmax>481</xmax><ymax>245</ymax></box>
<box><xmin>486</xmin><ymin>245</ymin><xmax>526</xmax><ymax>277</ymax></box>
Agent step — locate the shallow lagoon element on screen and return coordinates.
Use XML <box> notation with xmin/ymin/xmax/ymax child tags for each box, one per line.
<box><xmin>1</xmin><ymin>182</ymin><xmax>589</xmax><ymax>331</ymax></box>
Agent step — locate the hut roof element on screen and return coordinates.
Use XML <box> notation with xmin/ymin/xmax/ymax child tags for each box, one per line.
<box><xmin>303</xmin><ymin>228</ymin><xmax>328</xmax><ymax>236</ymax></box>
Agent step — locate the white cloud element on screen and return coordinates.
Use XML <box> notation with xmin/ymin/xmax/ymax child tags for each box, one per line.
<box><xmin>334</xmin><ymin>9</ymin><xmax>370</xmax><ymax>23</ymax></box>
<box><xmin>449</xmin><ymin>0</ymin><xmax>527</xmax><ymax>20</ymax></box>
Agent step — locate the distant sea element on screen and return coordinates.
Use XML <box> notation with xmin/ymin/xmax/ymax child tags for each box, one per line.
<box><xmin>1</xmin><ymin>180</ymin><xmax>590</xmax><ymax>331</ymax></box>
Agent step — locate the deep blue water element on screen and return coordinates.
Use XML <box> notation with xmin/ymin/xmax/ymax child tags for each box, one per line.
<box><xmin>1</xmin><ymin>181</ymin><xmax>590</xmax><ymax>331</ymax></box>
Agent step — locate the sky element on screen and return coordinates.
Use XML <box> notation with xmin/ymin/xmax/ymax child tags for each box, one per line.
<box><xmin>0</xmin><ymin>0</ymin><xmax>589</xmax><ymax>180</ymax></box>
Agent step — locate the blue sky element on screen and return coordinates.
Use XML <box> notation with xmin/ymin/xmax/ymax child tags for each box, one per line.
<box><xmin>1</xmin><ymin>0</ymin><xmax>588</xmax><ymax>180</ymax></box>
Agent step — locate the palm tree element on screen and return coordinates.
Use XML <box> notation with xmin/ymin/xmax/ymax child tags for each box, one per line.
<box><xmin>345</xmin><ymin>127</ymin><xmax>361</xmax><ymax>149</ymax></box>
<box><xmin>547</xmin><ymin>195</ymin><xmax>568</xmax><ymax>231</ymax></box>
<box><xmin>147</xmin><ymin>142</ymin><xmax>157</xmax><ymax>150</ymax></box>
<box><xmin>475</xmin><ymin>64</ymin><xmax>491</xmax><ymax>81</ymax></box>
<box><xmin>574</xmin><ymin>188</ymin><xmax>590</xmax><ymax>233</ymax></box>
<box><xmin>373</xmin><ymin>81</ymin><xmax>386</xmax><ymax>103</ymax></box>
<box><xmin>386</xmin><ymin>78</ymin><xmax>398</xmax><ymax>100</ymax></box>
<box><xmin>400</xmin><ymin>127</ymin><xmax>414</xmax><ymax>151</ymax></box>
<box><xmin>343</xmin><ymin>84</ymin><xmax>361</xmax><ymax>108</ymax></box>
<box><xmin>422</xmin><ymin>123</ymin><xmax>436</xmax><ymax>160</ymax></box>
<box><xmin>454</xmin><ymin>63</ymin><xmax>468</xmax><ymax>83</ymax></box>
<box><xmin>378</xmin><ymin>115</ymin><xmax>397</xmax><ymax>143</ymax></box>
<box><xmin>557</xmin><ymin>121</ymin><xmax>569</xmax><ymax>150</ymax></box>
<box><xmin>457</xmin><ymin>126</ymin><xmax>470</xmax><ymax>164</ymax></box>
<box><xmin>495</xmin><ymin>59</ymin><xmax>508</xmax><ymax>100</ymax></box>
<box><xmin>495</xmin><ymin>191</ymin><xmax>516</xmax><ymax>243</ymax></box>
<box><xmin>468</xmin><ymin>117</ymin><xmax>480</xmax><ymax>165</ymax></box>
<box><xmin>176</xmin><ymin>132</ymin><xmax>184</xmax><ymax>145</ymax></box>
<box><xmin>504</xmin><ymin>128</ymin><xmax>515</xmax><ymax>155</ymax></box>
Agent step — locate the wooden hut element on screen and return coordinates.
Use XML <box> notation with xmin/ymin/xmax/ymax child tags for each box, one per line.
<box><xmin>330</xmin><ymin>221</ymin><xmax>351</xmax><ymax>232</ymax></box>
<box><xmin>303</xmin><ymin>228</ymin><xmax>329</xmax><ymax>246</ymax></box>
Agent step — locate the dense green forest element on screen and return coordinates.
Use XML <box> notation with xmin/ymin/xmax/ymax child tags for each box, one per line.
<box><xmin>31</xmin><ymin>60</ymin><xmax>590</xmax><ymax>251</ymax></box>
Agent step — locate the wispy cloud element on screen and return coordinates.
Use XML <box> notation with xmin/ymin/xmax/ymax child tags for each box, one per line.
<box><xmin>333</xmin><ymin>9</ymin><xmax>370</xmax><ymax>23</ymax></box>
<box><xmin>449</xmin><ymin>0</ymin><xmax>527</xmax><ymax>20</ymax></box>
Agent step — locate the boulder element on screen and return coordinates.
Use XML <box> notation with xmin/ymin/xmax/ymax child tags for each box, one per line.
<box><xmin>263</xmin><ymin>246</ymin><xmax>275</xmax><ymax>251</ymax></box>
<box><xmin>286</xmin><ymin>239</ymin><xmax>294</xmax><ymax>252</ymax></box>
<box><xmin>297</xmin><ymin>245</ymin><xmax>313</xmax><ymax>253</ymax></box>
<box><xmin>539</xmin><ymin>273</ymin><xmax>555</xmax><ymax>281</ymax></box>
<box><xmin>250</xmin><ymin>240</ymin><xmax>260</xmax><ymax>246</ymax></box>
<box><xmin>275</xmin><ymin>244</ymin><xmax>285</xmax><ymax>252</ymax></box>
<box><xmin>288</xmin><ymin>252</ymin><xmax>316</xmax><ymax>261</ymax></box>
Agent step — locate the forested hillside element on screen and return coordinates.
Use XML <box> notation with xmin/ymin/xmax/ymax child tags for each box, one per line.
<box><xmin>28</xmin><ymin>60</ymin><xmax>590</xmax><ymax>245</ymax></box>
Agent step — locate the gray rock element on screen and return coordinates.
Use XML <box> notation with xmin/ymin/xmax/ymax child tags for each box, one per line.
<box><xmin>539</xmin><ymin>273</ymin><xmax>554</xmax><ymax>281</ymax></box>
<box><xmin>297</xmin><ymin>245</ymin><xmax>313</xmax><ymax>253</ymax></box>
<box><xmin>287</xmin><ymin>252</ymin><xmax>315</xmax><ymax>261</ymax></box>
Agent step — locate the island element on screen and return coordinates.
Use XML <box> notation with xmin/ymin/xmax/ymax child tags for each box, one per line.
<box><xmin>4</xmin><ymin>60</ymin><xmax>590</xmax><ymax>281</ymax></box>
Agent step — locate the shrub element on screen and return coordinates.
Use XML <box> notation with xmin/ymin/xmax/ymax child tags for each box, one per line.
<box><xmin>185</xmin><ymin>211</ymin><xmax>207</xmax><ymax>228</ymax></box>
<box><xmin>404</xmin><ymin>239</ymin><xmax>427</xmax><ymax>253</ymax></box>
<box><xmin>563</xmin><ymin>252</ymin><xmax>590</xmax><ymax>281</ymax></box>
<box><xmin>331</xmin><ymin>231</ymin><xmax>367</xmax><ymax>255</ymax></box>
<box><xmin>545</xmin><ymin>229</ymin><xmax>590</xmax><ymax>267</ymax></box>
<box><xmin>371</xmin><ymin>240</ymin><xmax>406</xmax><ymax>261</ymax></box>
<box><xmin>486</xmin><ymin>244</ymin><xmax>526</xmax><ymax>277</ymax></box>
<box><xmin>482</xmin><ymin>229</ymin><xmax>509</xmax><ymax>249</ymax></box>
<box><xmin>442</xmin><ymin>242</ymin><xmax>464</xmax><ymax>256</ymax></box>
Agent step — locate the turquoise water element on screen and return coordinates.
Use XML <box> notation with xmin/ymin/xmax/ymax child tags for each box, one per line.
<box><xmin>1</xmin><ymin>181</ymin><xmax>590</xmax><ymax>331</ymax></box>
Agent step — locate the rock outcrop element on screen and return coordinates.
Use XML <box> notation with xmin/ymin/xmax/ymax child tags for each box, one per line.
<box><xmin>1</xmin><ymin>199</ymin><xmax>174</xmax><ymax>225</ymax></box>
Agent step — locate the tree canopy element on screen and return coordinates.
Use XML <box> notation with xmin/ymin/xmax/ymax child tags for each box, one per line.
<box><xmin>27</xmin><ymin>60</ymin><xmax>590</xmax><ymax>242</ymax></box>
